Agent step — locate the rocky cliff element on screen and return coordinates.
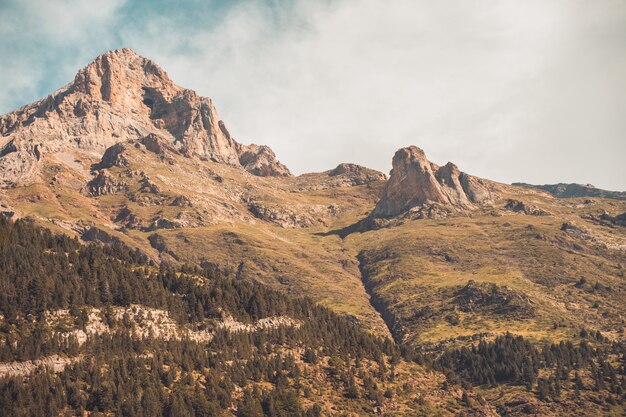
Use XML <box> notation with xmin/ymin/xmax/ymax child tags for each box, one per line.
<box><xmin>370</xmin><ymin>146</ymin><xmax>495</xmax><ymax>219</ymax></box>
<box><xmin>0</xmin><ymin>48</ymin><xmax>290</xmax><ymax>186</ymax></box>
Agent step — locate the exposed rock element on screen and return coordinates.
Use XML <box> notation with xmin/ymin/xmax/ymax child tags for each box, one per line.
<box><xmin>0</xmin><ymin>355</ymin><xmax>81</xmax><ymax>378</ymax></box>
<box><xmin>140</xmin><ymin>133</ymin><xmax>169</xmax><ymax>155</ymax></box>
<box><xmin>144</xmin><ymin>216</ymin><xmax>187</xmax><ymax>231</ymax></box>
<box><xmin>610</xmin><ymin>211</ymin><xmax>626</xmax><ymax>227</ymax></box>
<box><xmin>582</xmin><ymin>209</ymin><xmax>626</xmax><ymax>227</ymax></box>
<box><xmin>292</xmin><ymin>164</ymin><xmax>387</xmax><ymax>192</ymax></box>
<box><xmin>171</xmin><ymin>195</ymin><xmax>192</xmax><ymax>207</ymax></box>
<box><xmin>98</xmin><ymin>142</ymin><xmax>130</xmax><ymax>168</ymax></box>
<box><xmin>0</xmin><ymin>203</ymin><xmax>16</xmax><ymax>219</ymax></box>
<box><xmin>238</xmin><ymin>144</ymin><xmax>292</xmax><ymax>177</ymax></box>
<box><xmin>248</xmin><ymin>202</ymin><xmax>337</xmax><ymax>228</ymax></box>
<box><xmin>328</xmin><ymin>163</ymin><xmax>387</xmax><ymax>185</ymax></box>
<box><xmin>31</xmin><ymin>306</ymin><xmax>302</xmax><ymax>362</ymax></box>
<box><xmin>87</xmin><ymin>170</ymin><xmax>128</xmax><ymax>196</ymax></box>
<box><xmin>138</xmin><ymin>175</ymin><xmax>161</xmax><ymax>194</ymax></box>
<box><xmin>561</xmin><ymin>221</ymin><xmax>592</xmax><ymax>240</ymax></box>
<box><xmin>370</xmin><ymin>146</ymin><xmax>495</xmax><ymax>219</ymax></box>
<box><xmin>365</xmin><ymin>203</ymin><xmax>454</xmax><ymax>230</ymax></box>
<box><xmin>0</xmin><ymin>48</ymin><xmax>290</xmax><ymax>186</ymax></box>
<box><xmin>504</xmin><ymin>199</ymin><xmax>550</xmax><ymax>216</ymax></box>
<box><xmin>248</xmin><ymin>203</ymin><xmax>313</xmax><ymax>228</ymax></box>
<box><xmin>114</xmin><ymin>207</ymin><xmax>144</xmax><ymax>229</ymax></box>
<box><xmin>217</xmin><ymin>315</ymin><xmax>302</xmax><ymax>333</ymax></box>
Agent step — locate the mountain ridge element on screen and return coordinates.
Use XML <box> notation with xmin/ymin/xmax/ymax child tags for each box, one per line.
<box><xmin>0</xmin><ymin>48</ymin><xmax>291</xmax><ymax>187</ymax></box>
<box><xmin>513</xmin><ymin>182</ymin><xmax>626</xmax><ymax>200</ymax></box>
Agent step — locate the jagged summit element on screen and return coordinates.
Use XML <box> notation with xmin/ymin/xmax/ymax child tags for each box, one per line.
<box><xmin>370</xmin><ymin>146</ymin><xmax>495</xmax><ymax>219</ymax></box>
<box><xmin>0</xmin><ymin>48</ymin><xmax>291</xmax><ymax>186</ymax></box>
<box><xmin>72</xmin><ymin>48</ymin><xmax>175</xmax><ymax>103</ymax></box>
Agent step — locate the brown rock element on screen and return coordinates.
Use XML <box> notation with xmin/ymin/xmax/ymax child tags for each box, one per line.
<box><xmin>328</xmin><ymin>163</ymin><xmax>387</xmax><ymax>185</ymax></box>
<box><xmin>87</xmin><ymin>170</ymin><xmax>127</xmax><ymax>196</ymax></box>
<box><xmin>371</xmin><ymin>146</ymin><xmax>494</xmax><ymax>219</ymax></box>
<box><xmin>238</xmin><ymin>144</ymin><xmax>292</xmax><ymax>177</ymax></box>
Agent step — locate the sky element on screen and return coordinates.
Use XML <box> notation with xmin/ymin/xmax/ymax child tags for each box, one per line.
<box><xmin>1</xmin><ymin>0</ymin><xmax>625</xmax><ymax>190</ymax></box>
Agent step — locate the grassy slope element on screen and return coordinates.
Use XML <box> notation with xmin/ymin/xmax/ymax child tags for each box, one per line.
<box><xmin>3</xmin><ymin>147</ymin><xmax>625</xmax><ymax>350</ymax></box>
<box><xmin>349</xmin><ymin>193</ymin><xmax>626</xmax><ymax>347</ymax></box>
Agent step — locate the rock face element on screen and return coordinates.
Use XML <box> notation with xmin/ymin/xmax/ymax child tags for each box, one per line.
<box><xmin>0</xmin><ymin>48</ymin><xmax>290</xmax><ymax>186</ymax></box>
<box><xmin>238</xmin><ymin>144</ymin><xmax>291</xmax><ymax>177</ymax></box>
<box><xmin>328</xmin><ymin>163</ymin><xmax>387</xmax><ymax>185</ymax></box>
<box><xmin>371</xmin><ymin>146</ymin><xmax>494</xmax><ymax>219</ymax></box>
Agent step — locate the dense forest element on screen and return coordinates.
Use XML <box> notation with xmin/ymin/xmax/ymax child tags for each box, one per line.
<box><xmin>432</xmin><ymin>332</ymin><xmax>626</xmax><ymax>404</ymax></box>
<box><xmin>0</xmin><ymin>218</ymin><xmax>624</xmax><ymax>416</ymax></box>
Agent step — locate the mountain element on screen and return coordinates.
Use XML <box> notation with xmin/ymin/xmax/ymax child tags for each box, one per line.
<box><xmin>513</xmin><ymin>182</ymin><xmax>626</xmax><ymax>201</ymax></box>
<box><xmin>0</xmin><ymin>48</ymin><xmax>290</xmax><ymax>187</ymax></box>
<box><xmin>1</xmin><ymin>49</ymin><xmax>625</xmax><ymax>416</ymax></box>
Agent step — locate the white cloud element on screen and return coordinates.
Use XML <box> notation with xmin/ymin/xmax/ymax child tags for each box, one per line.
<box><xmin>0</xmin><ymin>0</ymin><xmax>126</xmax><ymax>110</ymax></box>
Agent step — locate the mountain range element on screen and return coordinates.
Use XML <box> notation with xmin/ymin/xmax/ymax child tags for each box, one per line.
<box><xmin>1</xmin><ymin>49</ymin><xmax>625</xmax><ymax>416</ymax></box>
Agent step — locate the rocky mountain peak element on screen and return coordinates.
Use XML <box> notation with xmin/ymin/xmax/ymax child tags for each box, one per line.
<box><xmin>370</xmin><ymin>146</ymin><xmax>494</xmax><ymax>218</ymax></box>
<box><xmin>0</xmin><ymin>48</ymin><xmax>290</xmax><ymax>186</ymax></box>
<box><xmin>72</xmin><ymin>48</ymin><xmax>176</xmax><ymax>104</ymax></box>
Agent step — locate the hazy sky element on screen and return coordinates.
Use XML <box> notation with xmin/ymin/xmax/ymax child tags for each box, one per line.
<box><xmin>1</xmin><ymin>0</ymin><xmax>625</xmax><ymax>190</ymax></box>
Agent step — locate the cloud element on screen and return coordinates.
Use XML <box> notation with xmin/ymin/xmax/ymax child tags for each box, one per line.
<box><xmin>0</xmin><ymin>0</ymin><xmax>126</xmax><ymax>110</ymax></box>
<box><xmin>1</xmin><ymin>0</ymin><xmax>625</xmax><ymax>189</ymax></box>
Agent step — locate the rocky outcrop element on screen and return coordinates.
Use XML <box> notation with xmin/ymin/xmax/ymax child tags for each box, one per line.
<box><xmin>87</xmin><ymin>170</ymin><xmax>128</xmax><ymax>196</ymax></box>
<box><xmin>582</xmin><ymin>209</ymin><xmax>626</xmax><ymax>227</ymax></box>
<box><xmin>248</xmin><ymin>202</ymin><xmax>338</xmax><ymax>228</ymax></box>
<box><xmin>238</xmin><ymin>144</ymin><xmax>292</xmax><ymax>177</ymax></box>
<box><xmin>0</xmin><ymin>48</ymin><xmax>290</xmax><ymax>186</ymax></box>
<box><xmin>98</xmin><ymin>142</ymin><xmax>130</xmax><ymax>168</ymax></box>
<box><xmin>328</xmin><ymin>163</ymin><xmax>387</xmax><ymax>185</ymax></box>
<box><xmin>0</xmin><ymin>355</ymin><xmax>81</xmax><ymax>378</ymax></box>
<box><xmin>561</xmin><ymin>221</ymin><xmax>596</xmax><ymax>244</ymax></box>
<box><xmin>291</xmin><ymin>163</ymin><xmax>386</xmax><ymax>191</ymax></box>
<box><xmin>370</xmin><ymin>146</ymin><xmax>495</xmax><ymax>219</ymax></box>
<box><xmin>608</xmin><ymin>211</ymin><xmax>626</xmax><ymax>227</ymax></box>
<box><xmin>171</xmin><ymin>195</ymin><xmax>192</xmax><ymax>207</ymax></box>
<box><xmin>504</xmin><ymin>199</ymin><xmax>550</xmax><ymax>216</ymax></box>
